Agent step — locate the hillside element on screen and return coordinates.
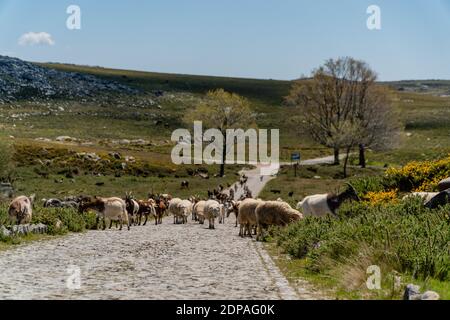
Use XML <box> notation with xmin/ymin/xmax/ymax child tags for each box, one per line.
<box><xmin>0</xmin><ymin>58</ymin><xmax>449</xmax><ymax>199</ymax></box>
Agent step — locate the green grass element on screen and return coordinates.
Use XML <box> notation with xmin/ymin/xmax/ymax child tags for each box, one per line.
<box><xmin>11</xmin><ymin>165</ymin><xmax>240</xmax><ymax>200</ymax></box>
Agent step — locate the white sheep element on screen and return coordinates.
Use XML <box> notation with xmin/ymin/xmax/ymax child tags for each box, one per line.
<box><xmin>168</xmin><ymin>198</ymin><xmax>182</xmax><ymax>224</ymax></box>
<box><xmin>193</xmin><ymin>200</ymin><xmax>207</xmax><ymax>224</ymax></box>
<box><xmin>204</xmin><ymin>200</ymin><xmax>221</xmax><ymax>229</ymax></box>
<box><xmin>296</xmin><ymin>187</ymin><xmax>359</xmax><ymax>217</ymax></box>
<box><xmin>178</xmin><ymin>199</ymin><xmax>193</xmax><ymax>224</ymax></box>
<box><xmin>237</xmin><ymin>198</ymin><xmax>264</xmax><ymax>237</ymax></box>
<box><xmin>255</xmin><ymin>201</ymin><xmax>303</xmax><ymax>241</ymax></box>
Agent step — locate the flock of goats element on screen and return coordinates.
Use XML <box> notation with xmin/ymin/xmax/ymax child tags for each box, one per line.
<box><xmin>6</xmin><ymin>173</ymin><xmax>450</xmax><ymax>240</ymax></box>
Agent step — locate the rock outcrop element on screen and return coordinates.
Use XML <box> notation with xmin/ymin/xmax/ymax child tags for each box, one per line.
<box><xmin>0</xmin><ymin>55</ymin><xmax>138</xmax><ymax>103</ymax></box>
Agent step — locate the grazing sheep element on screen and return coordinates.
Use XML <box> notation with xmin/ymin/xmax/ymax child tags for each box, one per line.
<box><xmin>296</xmin><ymin>186</ymin><xmax>360</xmax><ymax>217</ymax></box>
<box><xmin>193</xmin><ymin>200</ymin><xmax>207</xmax><ymax>224</ymax></box>
<box><xmin>255</xmin><ymin>201</ymin><xmax>303</xmax><ymax>241</ymax></box>
<box><xmin>238</xmin><ymin>198</ymin><xmax>263</xmax><ymax>237</ymax></box>
<box><xmin>9</xmin><ymin>195</ymin><xmax>35</xmax><ymax>225</ymax></box>
<box><xmin>79</xmin><ymin>197</ymin><xmax>130</xmax><ymax>231</ymax></box>
<box><xmin>204</xmin><ymin>200</ymin><xmax>221</xmax><ymax>229</ymax></box>
<box><xmin>402</xmin><ymin>192</ymin><xmax>439</xmax><ymax>204</ymax></box>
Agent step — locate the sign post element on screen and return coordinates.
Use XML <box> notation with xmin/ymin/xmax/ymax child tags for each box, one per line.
<box><xmin>291</xmin><ymin>152</ymin><xmax>301</xmax><ymax>177</ymax></box>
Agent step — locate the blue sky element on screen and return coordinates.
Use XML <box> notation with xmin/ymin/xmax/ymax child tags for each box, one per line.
<box><xmin>1</xmin><ymin>0</ymin><xmax>450</xmax><ymax>80</ymax></box>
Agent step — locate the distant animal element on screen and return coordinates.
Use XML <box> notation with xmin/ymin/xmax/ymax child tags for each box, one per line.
<box><xmin>8</xmin><ymin>195</ymin><xmax>35</xmax><ymax>225</ymax></box>
<box><xmin>124</xmin><ymin>192</ymin><xmax>140</xmax><ymax>225</ymax></box>
<box><xmin>79</xmin><ymin>197</ymin><xmax>130</xmax><ymax>230</ymax></box>
<box><xmin>297</xmin><ymin>185</ymin><xmax>360</xmax><ymax>217</ymax></box>
<box><xmin>218</xmin><ymin>203</ymin><xmax>227</xmax><ymax>224</ymax></box>
<box><xmin>204</xmin><ymin>200</ymin><xmax>221</xmax><ymax>229</ymax></box>
<box><xmin>270</xmin><ymin>189</ymin><xmax>281</xmax><ymax>194</ymax></box>
<box><xmin>181</xmin><ymin>180</ymin><xmax>189</xmax><ymax>189</ymax></box>
<box><xmin>193</xmin><ymin>200</ymin><xmax>207</xmax><ymax>224</ymax></box>
<box><xmin>136</xmin><ymin>199</ymin><xmax>156</xmax><ymax>226</ymax></box>
<box><xmin>229</xmin><ymin>188</ymin><xmax>235</xmax><ymax>201</ymax></box>
<box><xmin>168</xmin><ymin>198</ymin><xmax>183</xmax><ymax>224</ymax></box>
<box><xmin>178</xmin><ymin>199</ymin><xmax>193</xmax><ymax>224</ymax></box>
<box><xmin>255</xmin><ymin>201</ymin><xmax>303</xmax><ymax>241</ymax></box>
<box><xmin>154</xmin><ymin>197</ymin><xmax>167</xmax><ymax>225</ymax></box>
<box><xmin>225</xmin><ymin>200</ymin><xmax>240</xmax><ymax>227</ymax></box>
<box><xmin>288</xmin><ymin>191</ymin><xmax>294</xmax><ymax>197</ymax></box>
<box><xmin>238</xmin><ymin>198</ymin><xmax>263</xmax><ymax>237</ymax></box>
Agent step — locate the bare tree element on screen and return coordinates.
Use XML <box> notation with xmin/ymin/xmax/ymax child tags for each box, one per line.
<box><xmin>286</xmin><ymin>57</ymin><xmax>400</xmax><ymax>175</ymax></box>
<box><xmin>185</xmin><ymin>89</ymin><xmax>255</xmax><ymax>177</ymax></box>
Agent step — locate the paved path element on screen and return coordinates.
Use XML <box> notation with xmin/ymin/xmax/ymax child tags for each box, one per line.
<box><xmin>0</xmin><ymin>217</ymin><xmax>303</xmax><ymax>300</ymax></box>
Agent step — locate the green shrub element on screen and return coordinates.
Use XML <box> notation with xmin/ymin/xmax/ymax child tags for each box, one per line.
<box><xmin>0</xmin><ymin>205</ymin><xmax>98</xmax><ymax>241</ymax></box>
<box><xmin>273</xmin><ymin>198</ymin><xmax>450</xmax><ymax>281</ymax></box>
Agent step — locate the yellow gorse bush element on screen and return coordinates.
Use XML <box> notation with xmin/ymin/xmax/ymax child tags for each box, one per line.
<box><xmin>386</xmin><ymin>155</ymin><xmax>450</xmax><ymax>192</ymax></box>
<box><xmin>363</xmin><ymin>190</ymin><xmax>399</xmax><ymax>206</ymax></box>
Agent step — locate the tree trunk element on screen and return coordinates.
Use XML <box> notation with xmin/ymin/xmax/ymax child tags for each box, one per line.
<box><xmin>359</xmin><ymin>144</ymin><xmax>366</xmax><ymax>168</ymax></box>
<box><xmin>333</xmin><ymin>148</ymin><xmax>340</xmax><ymax>165</ymax></box>
<box><xmin>219</xmin><ymin>132</ymin><xmax>226</xmax><ymax>177</ymax></box>
<box><xmin>343</xmin><ymin>146</ymin><xmax>351</xmax><ymax>178</ymax></box>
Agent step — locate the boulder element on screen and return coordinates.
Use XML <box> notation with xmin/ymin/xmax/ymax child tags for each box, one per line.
<box><xmin>0</xmin><ymin>182</ymin><xmax>14</xmax><ymax>198</ymax></box>
<box><xmin>0</xmin><ymin>225</ymin><xmax>11</xmax><ymax>237</ymax></box>
<box><xmin>403</xmin><ymin>284</ymin><xmax>440</xmax><ymax>300</ymax></box>
<box><xmin>9</xmin><ymin>223</ymin><xmax>48</xmax><ymax>236</ymax></box>
<box><xmin>403</xmin><ymin>284</ymin><xmax>421</xmax><ymax>300</ymax></box>
<box><xmin>438</xmin><ymin>177</ymin><xmax>450</xmax><ymax>192</ymax></box>
<box><xmin>421</xmin><ymin>291</ymin><xmax>440</xmax><ymax>300</ymax></box>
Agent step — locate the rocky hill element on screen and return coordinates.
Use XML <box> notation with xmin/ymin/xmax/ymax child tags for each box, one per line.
<box><xmin>0</xmin><ymin>56</ymin><xmax>138</xmax><ymax>103</ymax></box>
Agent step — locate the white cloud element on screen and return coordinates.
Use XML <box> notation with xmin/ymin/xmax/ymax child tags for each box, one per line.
<box><xmin>18</xmin><ymin>32</ymin><xmax>55</xmax><ymax>46</ymax></box>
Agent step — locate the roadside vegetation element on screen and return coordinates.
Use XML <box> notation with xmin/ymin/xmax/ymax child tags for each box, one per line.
<box><xmin>262</xmin><ymin>156</ymin><xmax>450</xmax><ymax>299</ymax></box>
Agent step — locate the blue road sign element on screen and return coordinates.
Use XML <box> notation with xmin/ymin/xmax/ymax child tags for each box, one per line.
<box><xmin>291</xmin><ymin>152</ymin><xmax>300</xmax><ymax>161</ymax></box>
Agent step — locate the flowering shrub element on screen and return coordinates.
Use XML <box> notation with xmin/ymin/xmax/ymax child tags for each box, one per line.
<box><xmin>363</xmin><ymin>190</ymin><xmax>398</xmax><ymax>206</ymax></box>
<box><xmin>385</xmin><ymin>155</ymin><xmax>450</xmax><ymax>192</ymax></box>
